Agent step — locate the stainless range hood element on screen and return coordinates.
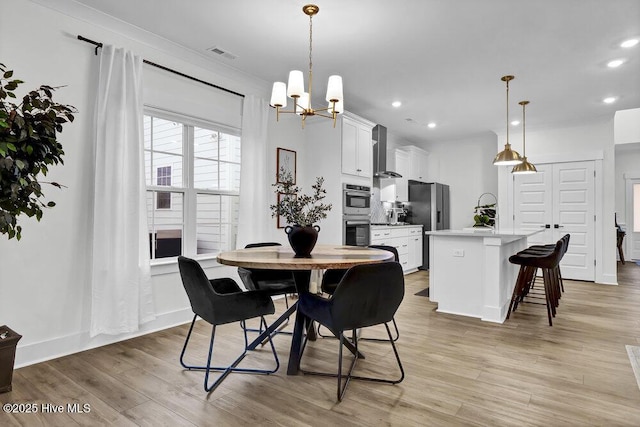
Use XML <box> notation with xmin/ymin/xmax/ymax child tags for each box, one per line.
<box><xmin>372</xmin><ymin>125</ymin><xmax>402</xmax><ymax>178</ymax></box>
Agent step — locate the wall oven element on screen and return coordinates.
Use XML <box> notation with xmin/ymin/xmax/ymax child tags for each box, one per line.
<box><xmin>342</xmin><ymin>184</ymin><xmax>371</xmax><ymax>246</ymax></box>
<box><xmin>343</xmin><ymin>216</ymin><xmax>371</xmax><ymax>246</ymax></box>
<box><xmin>343</xmin><ymin>183</ymin><xmax>371</xmax><ymax>215</ymax></box>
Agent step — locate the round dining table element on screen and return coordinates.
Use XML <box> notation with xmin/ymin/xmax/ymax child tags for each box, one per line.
<box><xmin>217</xmin><ymin>244</ymin><xmax>394</xmax><ymax>375</ymax></box>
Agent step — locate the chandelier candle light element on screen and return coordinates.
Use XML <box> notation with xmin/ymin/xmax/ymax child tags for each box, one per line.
<box><xmin>493</xmin><ymin>75</ymin><xmax>523</xmax><ymax>166</ymax></box>
<box><xmin>512</xmin><ymin>101</ymin><xmax>537</xmax><ymax>174</ymax></box>
<box><xmin>269</xmin><ymin>4</ymin><xmax>344</xmax><ymax>128</ymax></box>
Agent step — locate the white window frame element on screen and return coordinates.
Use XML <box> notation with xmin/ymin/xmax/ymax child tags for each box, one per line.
<box><xmin>144</xmin><ymin>106</ymin><xmax>241</xmax><ymax>274</ymax></box>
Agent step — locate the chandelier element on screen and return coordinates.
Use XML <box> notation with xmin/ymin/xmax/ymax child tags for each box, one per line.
<box><xmin>269</xmin><ymin>4</ymin><xmax>344</xmax><ymax>128</ymax></box>
<box><xmin>493</xmin><ymin>75</ymin><xmax>523</xmax><ymax>166</ymax></box>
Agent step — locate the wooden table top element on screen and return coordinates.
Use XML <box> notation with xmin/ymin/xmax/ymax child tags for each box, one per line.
<box><xmin>217</xmin><ymin>244</ymin><xmax>394</xmax><ymax>270</ymax></box>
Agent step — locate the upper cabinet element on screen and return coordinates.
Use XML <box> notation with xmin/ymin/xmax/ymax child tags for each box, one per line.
<box><xmin>341</xmin><ymin>115</ymin><xmax>373</xmax><ymax>178</ymax></box>
<box><xmin>399</xmin><ymin>145</ymin><xmax>430</xmax><ymax>182</ymax></box>
<box><xmin>380</xmin><ymin>150</ymin><xmax>409</xmax><ymax>202</ymax></box>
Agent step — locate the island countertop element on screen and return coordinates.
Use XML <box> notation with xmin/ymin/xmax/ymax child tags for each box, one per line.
<box><xmin>425</xmin><ymin>228</ymin><xmax>543</xmax><ymax>238</ymax></box>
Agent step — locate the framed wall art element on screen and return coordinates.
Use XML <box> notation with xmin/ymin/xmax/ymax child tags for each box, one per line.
<box><xmin>277</xmin><ymin>147</ymin><xmax>296</xmax><ymax>184</ymax></box>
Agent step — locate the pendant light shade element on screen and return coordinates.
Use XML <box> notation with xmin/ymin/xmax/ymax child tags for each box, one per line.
<box><xmin>512</xmin><ymin>100</ymin><xmax>537</xmax><ymax>174</ymax></box>
<box><xmin>493</xmin><ymin>75</ymin><xmax>523</xmax><ymax>166</ymax></box>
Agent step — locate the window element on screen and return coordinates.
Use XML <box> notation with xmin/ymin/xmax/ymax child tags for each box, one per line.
<box><xmin>156</xmin><ymin>166</ymin><xmax>172</xmax><ymax>209</ymax></box>
<box><xmin>144</xmin><ymin>111</ymin><xmax>241</xmax><ymax>260</ymax></box>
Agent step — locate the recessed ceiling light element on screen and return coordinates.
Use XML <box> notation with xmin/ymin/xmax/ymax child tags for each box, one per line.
<box><xmin>603</xmin><ymin>96</ymin><xmax>617</xmax><ymax>104</ymax></box>
<box><xmin>511</xmin><ymin>120</ymin><xmax>520</xmax><ymax>126</ymax></box>
<box><xmin>427</xmin><ymin>122</ymin><xmax>436</xmax><ymax>128</ymax></box>
<box><xmin>392</xmin><ymin>101</ymin><xmax>402</xmax><ymax>108</ymax></box>
<box><xmin>621</xmin><ymin>38</ymin><xmax>639</xmax><ymax>48</ymax></box>
<box><xmin>607</xmin><ymin>59</ymin><xmax>625</xmax><ymax>68</ymax></box>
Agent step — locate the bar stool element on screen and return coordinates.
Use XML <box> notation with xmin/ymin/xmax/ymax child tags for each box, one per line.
<box><xmin>506</xmin><ymin>236</ymin><xmax>568</xmax><ymax>326</ymax></box>
<box><xmin>519</xmin><ymin>234</ymin><xmax>570</xmax><ymax>297</ymax></box>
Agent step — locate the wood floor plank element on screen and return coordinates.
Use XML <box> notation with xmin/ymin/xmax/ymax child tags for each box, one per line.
<box><xmin>6</xmin><ymin>262</ymin><xmax>640</xmax><ymax>426</ymax></box>
<box><xmin>48</xmin><ymin>355</ymin><xmax>150</xmax><ymax>413</ymax></box>
<box><xmin>17</xmin><ymin>362</ymin><xmax>138</xmax><ymax>426</ymax></box>
<box><xmin>121</xmin><ymin>400</ymin><xmax>195</xmax><ymax>427</ymax></box>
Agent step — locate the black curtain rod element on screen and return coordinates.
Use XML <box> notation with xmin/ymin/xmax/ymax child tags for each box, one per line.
<box><xmin>77</xmin><ymin>35</ymin><xmax>244</xmax><ymax>98</ymax></box>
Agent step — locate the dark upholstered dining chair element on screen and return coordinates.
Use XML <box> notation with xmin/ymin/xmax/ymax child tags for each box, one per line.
<box><xmin>298</xmin><ymin>262</ymin><xmax>405</xmax><ymax>402</ymax></box>
<box><xmin>238</xmin><ymin>242</ymin><xmax>298</xmax><ymax>340</ymax></box>
<box><xmin>177</xmin><ymin>256</ymin><xmax>279</xmax><ymax>392</ymax></box>
<box><xmin>319</xmin><ymin>245</ymin><xmax>400</xmax><ymax>342</ymax></box>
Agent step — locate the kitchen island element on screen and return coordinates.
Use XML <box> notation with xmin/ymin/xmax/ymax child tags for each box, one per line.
<box><xmin>426</xmin><ymin>228</ymin><xmax>544</xmax><ymax>323</ymax></box>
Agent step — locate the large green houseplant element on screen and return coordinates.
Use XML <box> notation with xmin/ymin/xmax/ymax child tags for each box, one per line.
<box><xmin>0</xmin><ymin>63</ymin><xmax>76</xmax><ymax>240</ymax></box>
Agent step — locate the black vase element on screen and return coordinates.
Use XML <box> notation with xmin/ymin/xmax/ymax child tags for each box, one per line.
<box><xmin>284</xmin><ymin>225</ymin><xmax>320</xmax><ymax>257</ymax></box>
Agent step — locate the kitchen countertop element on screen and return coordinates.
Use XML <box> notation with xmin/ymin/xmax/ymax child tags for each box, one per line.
<box><xmin>425</xmin><ymin>228</ymin><xmax>543</xmax><ymax>238</ymax></box>
<box><xmin>371</xmin><ymin>223</ymin><xmax>423</xmax><ymax>228</ymax></box>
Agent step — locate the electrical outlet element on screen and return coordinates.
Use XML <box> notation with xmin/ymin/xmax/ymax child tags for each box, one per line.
<box><xmin>452</xmin><ymin>249</ymin><xmax>464</xmax><ymax>257</ymax></box>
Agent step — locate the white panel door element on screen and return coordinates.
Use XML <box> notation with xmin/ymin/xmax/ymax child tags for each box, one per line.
<box><xmin>552</xmin><ymin>161</ymin><xmax>595</xmax><ymax>281</ymax></box>
<box><xmin>513</xmin><ymin>164</ymin><xmax>553</xmax><ymax>245</ymax></box>
<box><xmin>630</xmin><ymin>182</ymin><xmax>640</xmax><ymax>260</ymax></box>
<box><xmin>513</xmin><ymin>161</ymin><xmax>595</xmax><ymax>281</ymax></box>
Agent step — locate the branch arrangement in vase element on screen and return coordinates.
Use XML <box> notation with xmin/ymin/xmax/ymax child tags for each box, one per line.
<box><xmin>270</xmin><ymin>169</ymin><xmax>332</xmax><ymax>226</ymax></box>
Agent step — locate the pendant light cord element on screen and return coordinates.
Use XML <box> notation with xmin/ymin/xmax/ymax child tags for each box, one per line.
<box><xmin>505</xmin><ymin>78</ymin><xmax>510</xmax><ymax>145</ymax></box>
<box><xmin>522</xmin><ymin>102</ymin><xmax>526</xmax><ymax>155</ymax></box>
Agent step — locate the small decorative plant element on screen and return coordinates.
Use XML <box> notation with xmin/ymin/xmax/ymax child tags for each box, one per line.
<box><xmin>473</xmin><ymin>203</ymin><xmax>496</xmax><ymax>228</ymax></box>
<box><xmin>0</xmin><ymin>63</ymin><xmax>76</xmax><ymax>240</ymax></box>
<box><xmin>270</xmin><ymin>169</ymin><xmax>332</xmax><ymax>227</ymax></box>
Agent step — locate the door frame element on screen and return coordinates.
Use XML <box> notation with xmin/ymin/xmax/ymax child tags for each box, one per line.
<box><xmin>624</xmin><ymin>172</ymin><xmax>640</xmax><ymax>261</ymax></box>
<box><xmin>501</xmin><ymin>150</ymin><xmax>606</xmax><ymax>283</ymax></box>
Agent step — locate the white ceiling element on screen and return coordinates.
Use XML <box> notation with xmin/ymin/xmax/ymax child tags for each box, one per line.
<box><xmin>72</xmin><ymin>0</ymin><xmax>640</xmax><ymax>143</ymax></box>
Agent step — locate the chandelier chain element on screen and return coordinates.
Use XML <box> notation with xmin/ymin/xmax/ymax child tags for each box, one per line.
<box><xmin>309</xmin><ymin>14</ymin><xmax>313</xmax><ymax>75</ymax></box>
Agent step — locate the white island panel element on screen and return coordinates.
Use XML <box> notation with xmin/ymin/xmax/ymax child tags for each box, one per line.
<box><xmin>427</xmin><ymin>229</ymin><xmax>543</xmax><ymax>323</ymax></box>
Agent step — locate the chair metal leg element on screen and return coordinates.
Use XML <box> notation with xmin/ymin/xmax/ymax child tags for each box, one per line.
<box><xmin>299</xmin><ymin>321</ymin><xmax>404</xmax><ymax>402</ymax></box>
<box><xmin>180</xmin><ymin>315</ymin><xmax>280</xmax><ymax>392</ymax></box>
<box><xmin>317</xmin><ymin>317</ymin><xmax>400</xmax><ymax>342</ymax></box>
<box><xmin>241</xmin><ymin>295</ymin><xmax>294</xmax><ymax>344</ymax></box>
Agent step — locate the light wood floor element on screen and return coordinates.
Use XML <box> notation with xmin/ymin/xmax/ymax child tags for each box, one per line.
<box><xmin>3</xmin><ymin>263</ymin><xmax>640</xmax><ymax>426</ymax></box>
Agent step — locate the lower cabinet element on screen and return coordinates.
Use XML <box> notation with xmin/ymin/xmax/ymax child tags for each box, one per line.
<box><xmin>370</xmin><ymin>226</ymin><xmax>422</xmax><ymax>273</ymax></box>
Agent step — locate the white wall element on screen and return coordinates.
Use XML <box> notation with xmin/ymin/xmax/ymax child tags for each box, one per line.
<box><xmin>425</xmin><ymin>133</ymin><xmax>499</xmax><ymax>229</ymax></box>
<box><xmin>496</xmin><ymin>119</ymin><xmax>617</xmax><ymax>285</ymax></box>
<box><xmin>0</xmin><ymin>0</ymin><xmax>278</xmax><ymax>367</ymax></box>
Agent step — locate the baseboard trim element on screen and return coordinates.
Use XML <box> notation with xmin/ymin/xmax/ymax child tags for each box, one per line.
<box><xmin>14</xmin><ymin>308</ymin><xmax>194</xmax><ymax>368</ymax></box>
<box><xmin>597</xmin><ymin>273</ymin><xmax>618</xmax><ymax>285</ymax></box>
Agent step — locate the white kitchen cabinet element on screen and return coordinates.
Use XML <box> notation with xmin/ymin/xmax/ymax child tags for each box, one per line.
<box><xmin>379</xmin><ymin>150</ymin><xmax>409</xmax><ymax>202</ymax></box>
<box><xmin>408</xmin><ymin>227</ymin><xmax>423</xmax><ymax>270</ymax></box>
<box><xmin>399</xmin><ymin>145</ymin><xmax>430</xmax><ymax>182</ymax></box>
<box><xmin>341</xmin><ymin>115</ymin><xmax>373</xmax><ymax>178</ymax></box>
<box><xmin>370</xmin><ymin>225</ymin><xmax>422</xmax><ymax>273</ymax></box>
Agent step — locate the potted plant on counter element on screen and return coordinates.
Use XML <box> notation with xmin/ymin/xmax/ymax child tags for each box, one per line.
<box><xmin>270</xmin><ymin>170</ymin><xmax>332</xmax><ymax>257</ymax></box>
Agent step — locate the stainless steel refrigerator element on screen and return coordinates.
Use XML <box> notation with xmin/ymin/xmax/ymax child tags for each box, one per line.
<box><xmin>406</xmin><ymin>181</ymin><xmax>450</xmax><ymax>269</ymax></box>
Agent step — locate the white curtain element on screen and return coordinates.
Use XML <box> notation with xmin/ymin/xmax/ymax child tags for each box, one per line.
<box><xmin>90</xmin><ymin>45</ymin><xmax>155</xmax><ymax>337</ymax></box>
<box><xmin>236</xmin><ymin>95</ymin><xmax>270</xmax><ymax>248</ymax></box>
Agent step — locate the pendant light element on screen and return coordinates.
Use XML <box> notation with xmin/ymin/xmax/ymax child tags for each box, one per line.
<box><xmin>493</xmin><ymin>75</ymin><xmax>523</xmax><ymax>166</ymax></box>
<box><xmin>512</xmin><ymin>101</ymin><xmax>537</xmax><ymax>174</ymax></box>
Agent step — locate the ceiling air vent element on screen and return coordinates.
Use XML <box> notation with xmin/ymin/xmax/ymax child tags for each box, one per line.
<box><xmin>206</xmin><ymin>46</ymin><xmax>237</xmax><ymax>60</ymax></box>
